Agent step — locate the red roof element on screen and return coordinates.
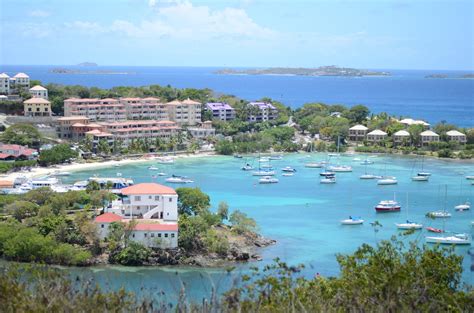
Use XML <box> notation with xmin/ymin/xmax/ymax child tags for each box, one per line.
<box><xmin>0</xmin><ymin>153</ymin><xmax>13</xmax><ymax>159</ymax></box>
<box><xmin>134</xmin><ymin>223</ymin><xmax>178</xmax><ymax>231</ymax></box>
<box><xmin>121</xmin><ymin>183</ymin><xmax>176</xmax><ymax>195</ymax></box>
<box><xmin>95</xmin><ymin>213</ymin><xmax>122</xmax><ymax>223</ymax></box>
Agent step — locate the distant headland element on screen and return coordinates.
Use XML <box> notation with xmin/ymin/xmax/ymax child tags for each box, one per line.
<box><xmin>425</xmin><ymin>73</ymin><xmax>474</xmax><ymax>79</ymax></box>
<box><xmin>215</xmin><ymin>66</ymin><xmax>390</xmax><ymax>77</ymax></box>
<box><xmin>77</xmin><ymin>62</ymin><xmax>98</xmax><ymax>67</ymax></box>
<box><xmin>49</xmin><ymin>67</ymin><xmax>132</xmax><ymax>75</ymax></box>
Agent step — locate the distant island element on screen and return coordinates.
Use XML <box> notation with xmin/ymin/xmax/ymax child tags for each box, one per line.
<box><xmin>77</xmin><ymin>62</ymin><xmax>98</xmax><ymax>67</ymax></box>
<box><xmin>50</xmin><ymin>67</ymin><xmax>132</xmax><ymax>75</ymax></box>
<box><xmin>425</xmin><ymin>73</ymin><xmax>474</xmax><ymax>79</ymax></box>
<box><xmin>215</xmin><ymin>66</ymin><xmax>390</xmax><ymax>77</ymax></box>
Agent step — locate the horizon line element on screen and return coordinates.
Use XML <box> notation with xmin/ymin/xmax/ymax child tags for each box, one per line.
<box><xmin>0</xmin><ymin>64</ymin><xmax>473</xmax><ymax>72</ymax></box>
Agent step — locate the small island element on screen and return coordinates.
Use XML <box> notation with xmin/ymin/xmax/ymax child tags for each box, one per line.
<box><xmin>215</xmin><ymin>65</ymin><xmax>390</xmax><ymax>77</ymax></box>
<box><xmin>49</xmin><ymin>67</ymin><xmax>131</xmax><ymax>75</ymax></box>
<box><xmin>77</xmin><ymin>62</ymin><xmax>98</xmax><ymax>67</ymax></box>
<box><xmin>425</xmin><ymin>74</ymin><xmax>448</xmax><ymax>79</ymax></box>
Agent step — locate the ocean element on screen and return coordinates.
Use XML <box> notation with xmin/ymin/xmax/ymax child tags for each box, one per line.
<box><xmin>0</xmin><ymin>65</ymin><xmax>473</xmax><ymax>127</ymax></box>
<box><xmin>58</xmin><ymin>153</ymin><xmax>474</xmax><ymax>301</ymax></box>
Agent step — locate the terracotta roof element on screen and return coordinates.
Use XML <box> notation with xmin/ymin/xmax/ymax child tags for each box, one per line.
<box><xmin>0</xmin><ymin>180</ymin><xmax>13</xmax><ymax>188</ymax></box>
<box><xmin>0</xmin><ymin>153</ymin><xmax>13</xmax><ymax>159</ymax></box>
<box><xmin>95</xmin><ymin>213</ymin><xmax>122</xmax><ymax>223</ymax></box>
<box><xmin>72</xmin><ymin>123</ymin><xmax>86</xmax><ymax>127</ymax></box>
<box><xmin>58</xmin><ymin>116</ymin><xmax>90</xmax><ymax>121</ymax></box>
<box><xmin>134</xmin><ymin>223</ymin><xmax>178</xmax><ymax>231</ymax></box>
<box><xmin>182</xmin><ymin>98</ymin><xmax>201</xmax><ymax>105</ymax></box>
<box><xmin>121</xmin><ymin>183</ymin><xmax>177</xmax><ymax>195</ymax></box>
<box><xmin>166</xmin><ymin>100</ymin><xmax>182</xmax><ymax>105</ymax></box>
<box><xmin>24</xmin><ymin>98</ymin><xmax>50</xmax><ymax>104</ymax></box>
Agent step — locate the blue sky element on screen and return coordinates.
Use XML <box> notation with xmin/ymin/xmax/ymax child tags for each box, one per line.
<box><xmin>1</xmin><ymin>0</ymin><xmax>473</xmax><ymax>70</ymax></box>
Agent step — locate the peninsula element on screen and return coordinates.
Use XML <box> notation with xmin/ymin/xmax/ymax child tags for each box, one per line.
<box><xmin>215</xmin><ymin>65</ymin><xmax>390</xmax><ymax>77</ymax></box>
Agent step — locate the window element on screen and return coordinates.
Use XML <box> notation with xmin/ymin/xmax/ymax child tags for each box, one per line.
<box><xmin>101</xmin><ymin>224</ymin><xmax>104</xmax><ymax>228</ymax></box>
<box><xmin>148</xmin><ymin>196</ymin><xmax>152</xmax><ymax>199</ymax></box>
<box><xmin>171</xmin><ymin>233</ymin><xmax>175</xmax><ymax>238</ymax></box>
<box><xmin>135</xmin><ymin>196</ymin><xmax>141</xmax><ymax>201</ymax></box>
<box><xmin>144</xmin><ymin>233</ymin><xmax>147</xmax><ymax>237</ymax></box>
<box><xmin>151</xmin><ymin>233</ymin><xmax>155</xmax><ymax>237</ymax></box>
<box><xmin>132</xmin><ymin>234</ymin><xmax>135</xmax><ymax>238</ymax></box>
<box><xmin>158</xmin><ymin>233</ymin><xmax>162</xmax><ymax>238</ymax></box>
<box><xmin>169</xmin><ymin>197</ymin><xmax>172</xmax><ymax>202</ymax></box>
<box><xmin>164</xmin><ymin>233</ymin><xmax>169</xmax><ymax>238</ymax></box>
<box><xmin>155</xmin><ymin>196</ymin><xmax>159</xmax><ymax>201</ymax></box>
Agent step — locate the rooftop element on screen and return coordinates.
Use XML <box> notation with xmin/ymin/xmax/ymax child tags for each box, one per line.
<box><xmin>121</xmin><ymin>183</ymin><xmax>177</xmax><ymax>195</ymax></box>
<box><xmin>14</xmin><ymin>72</ymin><xmax>29</xmax><ymax>78</ymax></box>
<box><xmin>0</xmin><ymin>73</ymin><xmax>10</xmax><ymax>78</ymax></box>
<box><xmin>133</xmin><ymin>223</ymin><xmax>178</xmax><ymax>232</ymax></box>
<box><xmin>24</xmin><ymin>98</ymin><xmax>50</xmax><ymax>104</ymax></box>
<box><xmin>29</xmin><ymin>85</ymin><xmax>47</xmax><ymax>91</ymax></box>
<box><xmin>95</xmin><ymin>212</ymin><xmax>122</xmax><ymax>223</ymax></box>
<box><xmin>367</xmin><ymin>129</ymin><xmax>388</xmax><ymax>136</ymax></box>
<box><xmin>349</xmin><ymin>124</ymin><xmax>368</xmax><ymax>130</ymax></box>
<box><xmin>206</xmin><ymin>102</ymin><xmax>233</xmax><ymax>110</ymax></box>
<box><xmin>446</xmin><ymin>130</ymin><xmax>465</xmax><ymax>136</ymax></box>
<box><xmin>420</xmin><ymin>130</ymin><xmax>439</xmax><ymax>136</ymax></box>
<box><xmin>393</xmin><ymin>130</ymin><xmax>410</xmax><ymax>136</ymax></box>
<box><xmin>248</xmin><ymin>102</ymin><xmax>276</xmax><ymax>110</ymax></box>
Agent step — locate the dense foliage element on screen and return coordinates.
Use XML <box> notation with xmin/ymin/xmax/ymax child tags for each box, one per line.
<box><xmin>0</xmin><ymin>160</ymin><xmax>36</xmax><ymax>174</ymax></box>
<box><xmin>0</xmin><ymin>123</ymin><xmax>43</xmax><ymax>147</ymax></box>
<box><xmin>38</xmin><ymin>144</ymin><xmax>78</xmax><ymax>166</ymax></box>
<box><xmin>0</xmin><ymin>237</ymin><xmax>472</xmax><ymax>312</ymax></box>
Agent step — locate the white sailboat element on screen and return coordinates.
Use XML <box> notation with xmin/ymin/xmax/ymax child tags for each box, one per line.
<box><xmin>377</xmin><ymin>177</ymin><xmax>398</xmax><ymax>185</ymax></box>
<box><xmin>454</xmin><ymin>174</ymin><xmax>470</xmax><ymax>211</ymax></box>
<box><xmin>165</xmin><ymin>175</ymin><xmax>193</xmax><ymax>184</ymax></box>
<box><xmin>425</xmin><ymin>186</ymin><xmax>470</xmax><ymax>245</ymax></box>
<box><xmin>396</xmin><ymin>193</ymin><xmax>422</xmax><ymax>230</ymax></box>
<box><xmin>341</xmin><ymin>216</ymin><xmax>364</xmax><ymax>225</ymax></box>
<box><xmin>412</xmin><ymin>156</ymin><xmax>430</xmax><ymax>181</ymax></box>
<box><xmin>320</xmin><ymin>177</ymin><xmax>336</xmax><ymax>184</ymax></box>
<box><xmin>252</xmin><ymin>154</ymin><xmax>275</xmax><ymax>176</ymax></box>
<box><xmin>259</xmin><ymin>176</ymin><xmax>279</xmax><ymax>184</ymax></box>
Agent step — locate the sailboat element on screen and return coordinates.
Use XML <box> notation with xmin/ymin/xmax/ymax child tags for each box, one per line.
<box><xmin>411</xmin><ymin>156</ymin><xmax>430</xmax><ymax>181</ymax></box>
<box><xmin>425</xmin><ymin>185</ymin><xmax>471</xmax><ymax>245</ymax></box>
<box><xmin>304</xmin><ymin>142</ymin><xmax>325</xmax><ymax>168</ymax></box>
<box><xmin>340</xmin><ymin>192</ymin><xmax>364</xmax><ymax>225</ymax></box>
<box><xmin>376</xmin><ymin>162</ymin><xmax>397</xmax><ymax>185</ymax></box>
<box><xmin>327</xmin><ymin>136</ymin><xmax>352</xmax><ymax>172</ymax></box>
<box><xmin>427</xmin><ymin>186</ymin><xmax>452</xmax><ymax>218</ymax></box>
<box><xmin>454</xmin><ymin>174</ymin><xmax>470</xmax><ymax>211</ymax></box>
<box><xmin>396</xmin><ymin>193</ymin><xmax>422</xmax><ymax>229</ymax></box>
<box><xmin>360</xmin><ymin>159</ymin><xmax>378</xmax><ymax>179</ymax></box>
<box><xmin>252</xmin><ymin>154</ymin><xmax>275</xmax><ymax>176</ymax></box>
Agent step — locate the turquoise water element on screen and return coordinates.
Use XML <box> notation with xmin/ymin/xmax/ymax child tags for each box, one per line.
<box><xmin>61</xmin><ymin>154</ymin><xmax>474</xmax><ymax>300</ymax></box>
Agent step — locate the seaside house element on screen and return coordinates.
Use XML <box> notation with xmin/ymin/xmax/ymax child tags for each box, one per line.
<box><xmin>0</xmin><ymin>73</ymin><xmax>10</xmax><ymax>94</ymax></box>
<box><xmin>95</xmin><ymin>183</ymin><xmax>179</xmax><ymax>248</ymax></box>
<box><xmin>446</xmin><ymin>130</ymin><xmax>467</xmax><ymax>144</ymax></box>
<box><xmin>29</xmin><ymin>85</ymin><xmax>48</xmax><ymax>100</ymax></box>
<box><xmin>366</xmin><ymin>129</ymin><xmax>388</xmax><ymax>143</ymax></box>
<box><xmin>122</xmin><ymin>97</ymin><xmax>168</xmax><ymax>120</ymax></box>
<box><xmin>420</xmin><ymin>130</ymin><xmax>440</xmax><ymax>146</ymax></box>
<box><xmin>10</xmin><ymin>73</ymin><xmax>30</xmax><ymax>92</ymax></box>
<box><xmin>393</xmin><ymin>130</ymin><xmax>411</xmax><ymax>145</ymax></box>
<box><xmin>205</xmin><ymin>102</ymin><xmax>236</xmax><ymax>121</ymax></box>
<box><xmin>64</xmin><ymin>98</ymin><xmax>127</xmax><ymax>121</ymax></box>
<box><xmin>348</xmin><ymin>124</ymin><xmax>368</xmax><ymax>141</ymax></box>
<box><xmin>23</xmin><ymin>97</ymin><xmax>51</xmax><ymax>117</ymax></box>
<box><xmin>247</xmin><ymin>102</ymin><xmax>278</xmax><ymax>122</ymax></box>
<box><xmin>0</xmin><ymin>143</ymin><xmax>38</xmax><ymax>160</ymax></box>
<box><xmin>188</xmin><ymin>121</ymin><xmax>216</xmax><ymax>138</ymax></box>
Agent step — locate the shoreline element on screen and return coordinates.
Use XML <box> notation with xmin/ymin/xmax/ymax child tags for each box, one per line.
<box><xmin>0</xmin><ymin>151</ymin><xmax>217</xmax><ymax>181</ymax></box>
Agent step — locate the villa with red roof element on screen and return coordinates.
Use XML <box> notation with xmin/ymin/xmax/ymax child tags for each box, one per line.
<box><xmin>94</xmin><ymin>183</ymin><xmax>179</xmax><ymax>248</ymax></box>
<box><xmin>0</xmin><ymin>143</ymin><xmax>38</xmax><ymax>160</ymax></box>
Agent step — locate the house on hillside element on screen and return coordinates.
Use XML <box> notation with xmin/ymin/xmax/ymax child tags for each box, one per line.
<box><xmin>393</xmin><ymin>130</ymin><xmax>411</xmax><ymax>145</ymax></box>
<box><xmin>366</xmin><ymin>129</ymin><xmax>387</xmax><ymax>143</ymax></box>
<box><xmin>348</xmin><ymin>124</ymin><xmax>368</xmax><ymax>141</ymax></box>
<box><xmin>420</xmin><ymin>130</ymin><xmax>440</xmax><ymax>146</ymax></box>
<box><xmin>446</xmin><ymin>130</ymin><xmax>467</xmax><ymax>144</ymax></box>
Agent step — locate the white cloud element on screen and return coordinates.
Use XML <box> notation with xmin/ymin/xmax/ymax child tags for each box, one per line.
<box><xmin>67</xmin><ymin>1</ymin><xmax>274</xmax><ymax>40</ymax></box>
<box><xmin>28</xmin><ymin>10</ymin><xmax>51</xmax><ymax>18</ymax></box>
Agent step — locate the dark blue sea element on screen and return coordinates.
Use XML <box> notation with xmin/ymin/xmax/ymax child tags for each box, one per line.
<box><xmin>1</xmin><ymin>65</ymin><xmax>473</xmax><ymax>127</ymax></box>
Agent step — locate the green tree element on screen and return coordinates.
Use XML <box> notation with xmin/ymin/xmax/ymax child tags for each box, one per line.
<box><xmin>38</xmin><ymin>144</ymin><xmax>77</xmax><ymax>166</ymax></box>
<box><xmin>343</xmin><ymin>105</ymin><xmax>370</xmax><ymax>124</ymax></box>
<box><xmin>1</xmin><ymin>124</ymin><xmax>42</xmax><ymax>147</ymax></box>
<box><xmin>217</xmin><ymin>201</ymin><xmax>229</xmax><ymax>222</ymax></box>
<box><xmin>229</xmin><ymin>210</ymin><xmax>258</xmax><ymax>234</ymax></box>
<box><xmin>176</xmin><ymin>187</ymin><xmax>211</xmax><ymax>215</ymax></box>
<box><xmin>6</xmin><ymin>201</ymin><xmax>39</xmax><ymax>221</ymax></box>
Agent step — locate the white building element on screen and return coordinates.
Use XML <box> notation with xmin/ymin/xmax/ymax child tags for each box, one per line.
<box><xmin>95</xmin><ymin>212</ymin><xmax>178</xmax><ymax>249</ymax></box>
<box><xmin>399</xmin><ymin>118</ymin><xmax>430</xmax><ymax>129</ymax></box>
<box><xmin>367</xmin><ymin>129</ymin><xmax>387</xmax><ymax>143</ymax></box>
<box><xmin>29</xmin><ymin>85</ymin><xmax>48</xmax><ymax>99</ymax></box>
<box><xmin>420</xmin><ymin>130</ymin><xmax>440</xmax><ymax>146</ymax></box>
<box><xmin>95</xmin><ymin>182</ymin><xmax>179</xmax><ymax>248</ymax></box>
<box><xmin>446</xmin><ymin>130</ymin><xmax>467</xmax><ymax>144</ymax></box>
<box><xmin>188</xmin><ymin>121</ymin><xmax>216</xmax><ymax>138</ymax></box>
<box><xmin>348</xmin><ymin>124</ymin><xmax>368</xmax><ymax>141</ymax></box>
<box><xmin>393</xmin><ymin>130</ymin><xmax>410</xmax><ymax>145</ymax></box>
<box><xmin>109</xmin><ymin>183</ymin><xmax>178</xmax><ymax>220</ymax></box>
<box><xmin>247</xmin><ymin>102</ymin><xmax>278</xmax><ymax>122</ymax></box>
<box><xmin>0</xmin><ymin>73</ymin><xmax>10</xmax><ymax>94</ymax></box>
<box><xmin>11</xmin><ymin>73</ymin><xmax>30</xmax><ymax>91</ymax></box>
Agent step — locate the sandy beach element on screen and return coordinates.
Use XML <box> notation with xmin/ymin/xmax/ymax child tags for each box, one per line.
<box><xmin>0</xmin><ymin>151</ymin><xmax>217</xmax><ymax>182</ymax></box>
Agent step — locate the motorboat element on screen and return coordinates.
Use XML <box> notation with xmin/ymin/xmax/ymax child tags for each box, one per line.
<box><xmin>455</xmin><ymin>202</ymin><xmax>470</xmax><ymax>211</ymax></box>
<box><xmin>252</xmin><ymin>170</ymin><xmax>276</xmax><ymax>176</ymax></box>
<box><xmin>241</xmin><ymin>164</ymin><xmax>254</xmax><ymax>171</ymax></box>
<box><xmin>282</xmin><ymin>166</ymin><xmax>297</xmax><ymax>173</ymax></box>
<box><xmin>375</xmin><ymin>200</ymin><xmax>401</xmax><ymax>212</ymax></box>
<box><xmin>116</xmin><ymin>172</ymin><xmax>122</xmax><ymax>177</ymax></box>
<box><xmin>320</xmin><ymin>177</ymin><xmax>336</xmax><ymax>184</ymax></box>
<box><xmin>360</xmin><ymin>160</ymin><xmax>374</xmax><ymax>165</ymax></box>
<box><xmin>261</xmin><ymin>164</ymin><xmax>274</xmax><ymax>169</ymax></box>
<box><xmin>360</xmin><ymin>174</ymin><xmax>378</xmax><ymax>179</ymax></box>
<box><xmin>320</xmin><ymin>171</ymin><xmax>335</xmax><ymax>177</ymax></box>
<box><xmin>396</xmin><ymin>220</ymin><xmax>423</xmax><ymax>230</ymax></box>
<box><xmin>165</xmin><ymin>175</ymin><xmax>193</xmax><ymax>184</ymax></box>
<box><xmin>233</xmin><ymin>154</ymin><xmax>243</xmax><ymax>159</ymax></box>
<box><xmin>148</xmin><ymin>166</ymin><xmax>159</xmax><ymax>170</ymax></box>
<box><xmin>258</xmin><ymin>157</ymin><xmax>270</xmax><ymax>163</ymax></box>
<box><xmin>427</xmin><ymin>211</ymin><xmax>452</xmax><ymax>218</ymax></box>
<box><xmin>70</xmin><ymin>180</ymin><xmax>88</xmax><ymax>191</ymax></box>
<box><xmin>259</xmin><ymin>176</ymin><xmax>279</xmax><ymax>184</ymax></box>
<box><xmin>114</xmin><ymin>163</ymin><xmax>121</xmax><ymax>167</ymax></box>
<box><xmin>157</xmin><ymin>157</ymin><xmax>174</xmax><ymax>164</ymax></box>
<box><xmin>426</xmin><ymin>227</ymin><xmax>444</xmax><ymax>233</ymax></box>
<box><xmin>417</xmin><ymin>172</ymin><xmax>431</xmax><ymax>177</ymax></box>
<box><xmin>88</xmin><ymin>177</ymin><xmax>134</xmax><ymax>193</ymax></box>
<box><xmin>340</xmin><ymin>216</ymin><xmax>364</xmax><ymax>225</ymax></box>
<box><xmin>282</xmin><ymin>173</ymin><xmax>294</xmax><ymax>177</ymax></box>
<box><xmin>269</xmin><ymin>155</ymin><xmax>283</xmax><ymax>160</ymax></box>
<box><xmin>377</xmin><ymin>177</ymin><xmax>398</xmax><ymax>185</ymax></box>
<box><xmin>426</xmin><ymin>233</ymin><xmax>471</xmax><ymax>245</ymax></box>
<box><xmin>412</xmin><ymin>175</ymin><xmax>429</xmax><ymax>181</ymax></box>
<box><xmin>50</xmin><ymin>171</ymin><xmax>71</xmax><ymax>177</ymax></box>
<box><xmin>466</xmin><ymin>175</ymin><xmax>474</xmax><ymax>180</ymax></box>
<box><xmin>328</xmin><ymin>153</ymin><xmax>340</xmax><ymax>157</ymax></box>
<box><xmin>305</xmin><ymin>162</ymin><xmax>324</xmax><ymax>168</ymax></box>
<box><xmin>157</xmin><ymin>172</ymin><xmax>167</xmax><ymax>176</ymax></box>
<box><xmin>352</xmin><ymin>157</ymin><xmax>361</xmax><ymax>161</ymax></box>
<box><xmin>328</xmin><ymin>165</ymin><xmax>353</xmax><ymax>172</ymax></box>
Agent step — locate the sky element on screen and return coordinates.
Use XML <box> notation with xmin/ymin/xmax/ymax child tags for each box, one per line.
<box><xmin>0</xmin><ymin>0</ymin><xmax>473</xmax><ymax>70</ymax></box>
